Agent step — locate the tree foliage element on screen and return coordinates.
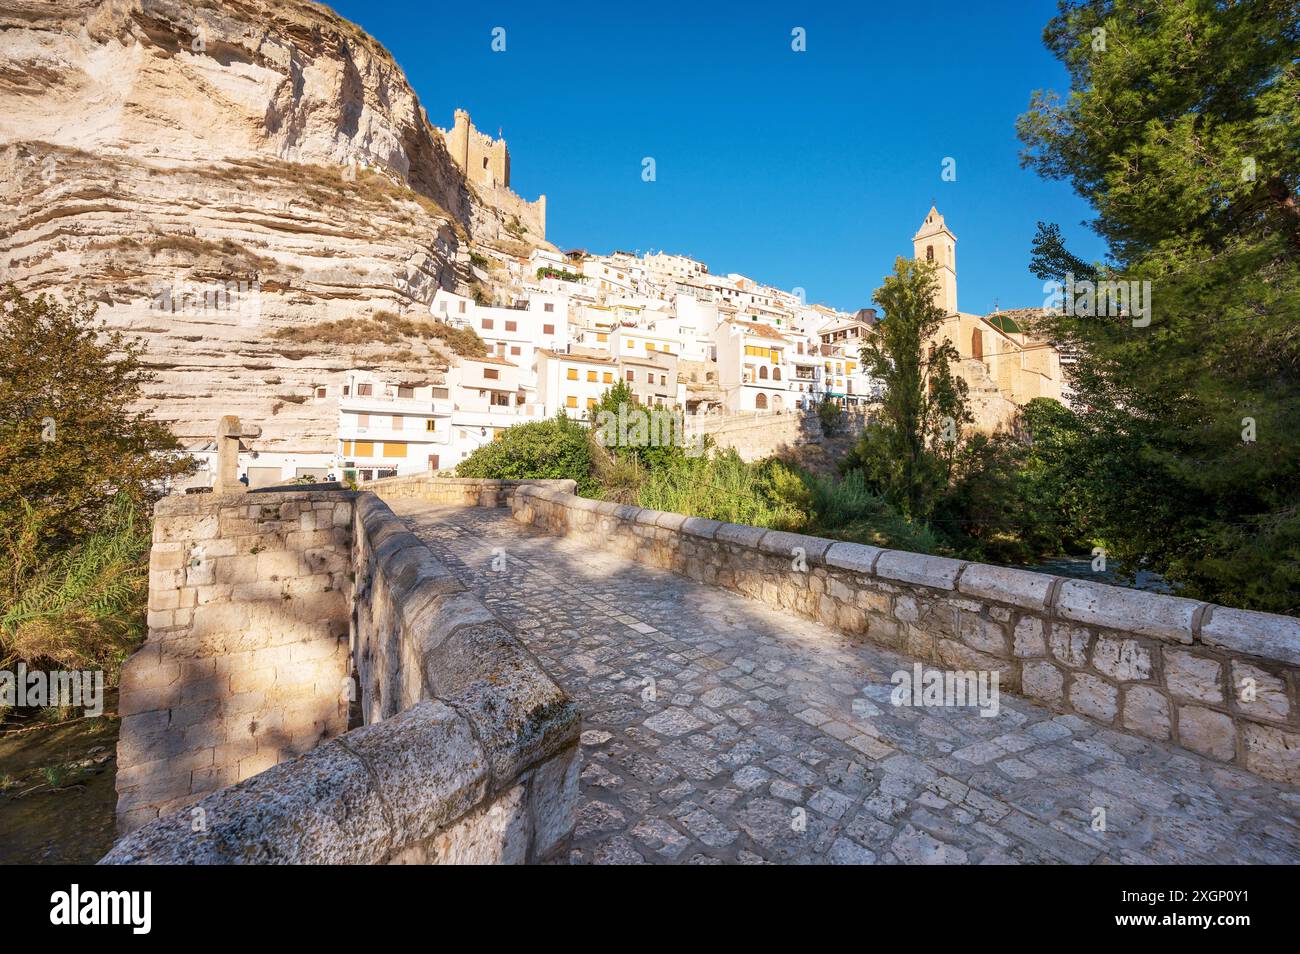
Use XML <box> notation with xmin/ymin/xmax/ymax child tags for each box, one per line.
<box><xmin>0</xmin><ymin>286</ymin><xmax>191</xmax><ymax>560</ymax></box>
<box><xmin>854</xmin><ymin>257</ymin><xmax>972</xmax><ymax>520</ymax></box>
<box><xmin>0</xmin><ymin>287</ymin><xmax>191</xmax><ymax>670</ymax></box>
<box><xmin>1017</xmin><ymin>0</ymin><xmax>1300</xmax><ymax>612</ymax></box>
<box><xmin>455</xmin><ymin>413</ymin><xmax>599</xmax><ymax>496</ymax></box>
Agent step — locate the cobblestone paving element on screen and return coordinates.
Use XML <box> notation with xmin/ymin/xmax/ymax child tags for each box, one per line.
<box><xmin>395</xmin><ymin>501</ymin><xmax>1300</xmax><ymax>865</ymax></box>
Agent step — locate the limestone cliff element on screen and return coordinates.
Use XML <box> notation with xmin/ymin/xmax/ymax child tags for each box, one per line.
<box><xmin>0</xmin><ymin>0</ymin><xmax>546</xmax><ymax>451</ymax></box>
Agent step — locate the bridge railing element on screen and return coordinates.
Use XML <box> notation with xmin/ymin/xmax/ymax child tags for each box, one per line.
<box><xmin>103</xmin><ymin>482</ymin><xmax>579</xmax><ymax>864</ymax></box>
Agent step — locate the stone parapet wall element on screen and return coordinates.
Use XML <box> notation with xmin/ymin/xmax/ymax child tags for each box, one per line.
<box><xmin>367</xmin><ymin>474</ymin><xmax>577</xmax><ymax>508</ymax></box>
<box><xmin>511</xmin><ymin>486</ymin><xmax>1300</xmax><ymax>785</ymax></box>
<box><xmin>106</xmin><ymin>482</ymin><xmax>579</xmax><ymax>863</ymax></box>
<box><xmin>115</xmin><ymin>490</ymin><xmax>356</xmax><ymax>833</ymax></box>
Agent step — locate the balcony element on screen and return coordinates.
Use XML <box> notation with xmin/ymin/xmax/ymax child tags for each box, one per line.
<box><xmin>341</xmin><ymin>393</ymin><xmax>452</xmax><ymax>417</ymax></box>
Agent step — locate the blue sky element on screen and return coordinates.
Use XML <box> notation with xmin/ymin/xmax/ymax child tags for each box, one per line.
<box><xmin>329</xmin><ymin>0</ymin><xmax>1105</xmax><ymax>315</ymax></box>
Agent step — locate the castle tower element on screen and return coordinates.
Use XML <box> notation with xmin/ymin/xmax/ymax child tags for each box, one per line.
<box><xmin>450</xmin><ymin>108</ymin><xmax>471</xmax><ymax>171</ymax></box>
<box><xmin>912</xmin><ymin>206</ymin><xmax>957</xmax><ymax>315</ymax></box>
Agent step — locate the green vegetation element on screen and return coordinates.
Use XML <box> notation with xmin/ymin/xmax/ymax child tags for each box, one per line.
<box><xmin>1</xmin><ymin>497</ymin><xmax>150</xmax><ymax>673</ymax></box>
<box><xmin>0</xmin><ymin>287</ymin><xmax>191</xmax><ymax>674</ymax></box>
<box><xmin>1015</xmin><ymin>0</ymin><xmax>1300</xmax><ymax>613</ymax></box>
<box><xmin>536</xmin><ymin>266</ymin><xmax>585</xmax><ymax>283</ymax></box>
<box><xmin>456</xmin><ymin>414</ymin><xmax>600</xmax><ymax>497</ymax></box>
<box><xmin>815</xmin><ymin>399</ymin><xmax>843</xmax><ymax>437</ymax></box>
<box><xmin>456</xmin><ymin>378</ymin><xmax>942</xmax><ymax>552</ymax></box>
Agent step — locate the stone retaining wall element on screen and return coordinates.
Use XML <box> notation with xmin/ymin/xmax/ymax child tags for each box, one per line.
<box><xmin>511</xmin><ymin>486</ymin><xmax>1300</xmax><ymax>784</ymax></box>
<box><xmin>105</xmin><ymin>482</ymin><xmax>579</xmax><ymax>863</ymax></box>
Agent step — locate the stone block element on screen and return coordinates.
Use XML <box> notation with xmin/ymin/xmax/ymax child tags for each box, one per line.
<box><xmin>529</xmin><ymin>746</ymin><xmax>581</xmax><ymax>860</ymax></box>
<box><xmin>1121</xmin><ymin>685</ymin><xmax>1171</xmax><ymax>740</ymax></box>
<box><xmin>1012</xmin><ymin>616</ymin><xmax>1047</xmax><ymax>657</ymax></box>
<box><xmin>680</xmin><ymin>517</ymin><xmax>723</xmax><ymax>540</ymax></box>
<box><xmin>1091</xmin><ymin>636</ymin><xmax>1152</xmax><ymax>682</ymax></box>
<box><xmin>1022</xmin><ymin>661</ymin><xmax>1064</xmax><ymax>704</ymax></box>
<box><xmin>1177</xmin><ymin>705</ymin><xmax>1236</xmax><ymax>762</ymax></box>
<box><xmin>1163</xmin><ymin>649</ymin><xmax>1223</xmax><ymax>704</ymax></box>
<box><xmin>935</xmin><ymin>638</ymin><xmax>1018</xmax><ymax>691</ymax></box>
<box><xmin>255</xmin><ymin>549</ymin><xmax>302</xmax><ymax>580</ymax></box>
<box><xmin>874</xmin><ymin>551</ymin><xmax>965</xmax><ymax>590</ymax></box>
<box><xmin>1053</xmin><ymin>579</ymin><xmax>1200</xmax><ymax>643</ymax></box>
<box><xmin>1048</xmin><ymin>623</ymin><xmax>1091</xmax><ymax>668</ymax></box>
<box><xmin>1068</xmin><ymin>673</ymin><xmax>1118</xmax><ymax>723</ymax></box>
<box><xmin>1229</xmin><ymin>660</ymin><xmax>1290</xmax><ymax>722</ymax></box>
<box><xmin>824</xmin><ymin>541</ymin><xmax>885</xmax><ymax>575</ymax></box>
<box><xmin>757</xmin><ymin>531</ymin><xmax>832</xmax><ymax>564</ymax></box>
<box><xmin>958</xmin><ymin>612</ymin><xmax>1007</xmax><ymax>655</ymax></box>
<box><xmin>1240</xmin><ymin>722</ymin><xmax>1300</xmax><ymax>785</ymax></box>
<box><xmin>1200</xmin><ymin>606</ymin><xmax>1300</xmax><ymax>667</ymax></box>
<box><xmin>713</xmin><ymin>522</ymin><xmax>766</xmax><ymax>549</ymax></box>
<box><xmin>957</xmin><ymin>564</ymin><xmax>1055</xmax><ymax>610</ymax></box>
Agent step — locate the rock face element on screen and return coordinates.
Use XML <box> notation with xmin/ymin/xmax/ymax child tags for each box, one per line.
<box><xmin>0</xmin><ymin>0</ymin><xmax>544</xmax><ymax>451</ymax></box>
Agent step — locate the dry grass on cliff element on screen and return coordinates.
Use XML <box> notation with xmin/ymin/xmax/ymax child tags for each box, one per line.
<box><xmin>144</xmin><ymin>234</ymin><xmax>290</xmax><ymax>273</ymax></box>
<box><xmin>205</xmin><ymin>158</ymin><xmax>464</xmax><ymax>239</ymax></box>
<box><xmin>269</xmin><ymin>310</ymin><xmax>486</xmax><ymax>358</ymax></box>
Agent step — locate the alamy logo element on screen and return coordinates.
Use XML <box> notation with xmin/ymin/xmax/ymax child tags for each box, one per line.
<box><xmin>50</xmin><ymin>884</ymin><xmax>151</xmax><ymax>934</ymax></box>
<box><xmin>151</xmin><ymin>278</ymin><xmax>261</xmax><ymax>326</ymax></box>
<box><xmin>1042</xmin><ymin>271</ymin><xmax>1151</xmax><ymax>327</ymax></box>
<box><xmin>0</xmin><ymin>663</ymin><xmax>103</xmax><ymax>716</ymax></box>
<box><xmin>890</xmin><ymin>663</ymin><xmax>1000</xmax><ymax>718</ymax></box>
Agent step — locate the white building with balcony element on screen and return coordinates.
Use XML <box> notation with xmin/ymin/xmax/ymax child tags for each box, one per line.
<box><xmin>337</xmin><ymin>370</ymin><xmax>454</xmax><ymax>480</ymax></box>
<box><xmin>536</xmin><ymin>347</ymin><xmax>621</xmax><ymax>419</ymax></box>
<box><xmin>715</xmin><ymin>319</ymin><xmax>793</xmax><ymax>413</ymax></box>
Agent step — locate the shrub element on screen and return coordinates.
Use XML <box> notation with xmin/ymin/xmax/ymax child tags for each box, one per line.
<box><xmin>456</xmin><ymin>415</ymin><xmax>599</xmax><ymax>496</ymax></box>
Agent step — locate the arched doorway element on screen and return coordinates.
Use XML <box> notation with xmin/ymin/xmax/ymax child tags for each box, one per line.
<box><xmin>755</xmin><ymin>393</ymin><xmax>768</xmax><ymax>410</ymax></box>
<box><xmin>971</xmin><ymin>328</ymin><xmax>983</xmax><ymax>361</ymax></box>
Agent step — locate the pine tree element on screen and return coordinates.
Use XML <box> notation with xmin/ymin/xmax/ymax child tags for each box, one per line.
<box><xmin>1017</xmin><ymin>0</ymin><xmax>1300</xmax><ymax>611</ymax></box>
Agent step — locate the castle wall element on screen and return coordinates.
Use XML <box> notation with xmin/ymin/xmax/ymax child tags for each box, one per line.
<box><xmin>438</xmin><ymin>110</ymin><xmax>545</xmax><ymax>239</ymax></box>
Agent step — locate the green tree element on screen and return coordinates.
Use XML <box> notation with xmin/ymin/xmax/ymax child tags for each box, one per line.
<box><xmin>1017</xmin><ymin>0</ymin><xmax>1300</xmax><ymax>612</ymax></box>
<box><xmin>455</xmin><ymin>413</ymin><xmax>599</xmax><ymax>496</ymax></box>
<box><xmin>0</xmin><ymin>287</ymin><xmax>190</xmax><ymax>562</ymax></box>
<box><xmin>0</xmin><ymin>287</ymin><xmax>191</xmax><ymax>671</ymax></box>
<box><xmin>855</xmin><ymin>257</ymin><xmax>972</xmax><ymax>519</ymax></box>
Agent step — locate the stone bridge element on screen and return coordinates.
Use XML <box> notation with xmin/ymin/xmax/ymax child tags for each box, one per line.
<box><xmin>104</xmin><ymin>477</ymin><xmax>1300</xmax><ymax>864</ymax></box>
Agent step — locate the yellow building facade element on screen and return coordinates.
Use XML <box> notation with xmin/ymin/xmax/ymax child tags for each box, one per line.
<box><xmin>912</xmin><ymin>207</ymin><xmax>1066</xmax><ymax>432</ymax></box>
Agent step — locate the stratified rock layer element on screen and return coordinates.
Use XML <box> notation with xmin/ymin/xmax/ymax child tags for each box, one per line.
<box><xmin>0</xmin><ymin>0</ymin><xmax>544</xmax><ymax>451</ymax></box>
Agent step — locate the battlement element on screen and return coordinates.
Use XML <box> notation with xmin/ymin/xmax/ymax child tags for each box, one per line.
<box><xmin>437</xmin><ymin>109</ymin><xmax>546</xmax><ymax>239</ymax></box>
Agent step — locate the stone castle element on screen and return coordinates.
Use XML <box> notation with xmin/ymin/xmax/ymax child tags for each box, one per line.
<box><xmin>438</xmin><ymin>109</ymin><xmax>547</xmax><ymax>240</ymax></box>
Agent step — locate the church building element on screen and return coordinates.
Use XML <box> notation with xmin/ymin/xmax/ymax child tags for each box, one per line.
<box><xmin>912</xmin><ymin>207</ymin><xmax>1067</xmax><ymax>432</ymax></box>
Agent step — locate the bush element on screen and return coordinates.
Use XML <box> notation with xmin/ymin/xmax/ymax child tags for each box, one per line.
<box><xmin>816</xmin><ymin>399</ymin><xmax>843</xmax><ymax>437</ymax></box>
<box><xmin>456</xmin><ymin>415</ymin><xmax>599</xmax><ymax>496</ymax></box>
<box><xmin>635</xmin><ymin>450</ymin><xmax>807</xmax><ymax>530</ymax></box>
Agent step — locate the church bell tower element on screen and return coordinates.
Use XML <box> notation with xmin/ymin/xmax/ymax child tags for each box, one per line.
<box><xmin>912</xmin><ymin>206</ymin><xmax>958</xmax><ymax>315</ymax></box>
